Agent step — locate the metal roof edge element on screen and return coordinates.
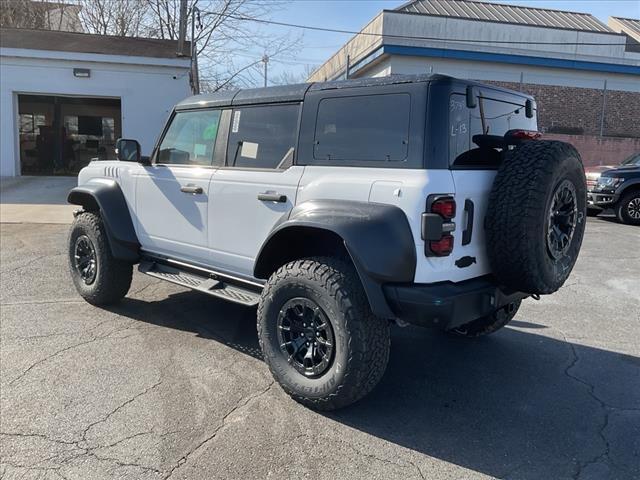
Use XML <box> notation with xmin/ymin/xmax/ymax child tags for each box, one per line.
<box><xmin>382</xmin><ymin>44</ymin><xmax>640</xmax><ymax>75</ymax></box>
<box><xmin>381</xmin><ymin>9</ymin><xmax>622</xmax><ymax>36</ymax></box>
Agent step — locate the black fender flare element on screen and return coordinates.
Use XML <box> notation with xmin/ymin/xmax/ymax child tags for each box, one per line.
<box><xmin>254</xmin><ymin>200</ymin><xmax>417</xmax><ymax>318</ymax></box>
<box><xmin>67</xmin><ymin>180</ymin><xmax>140</xmax><ymax>262</ymax></box>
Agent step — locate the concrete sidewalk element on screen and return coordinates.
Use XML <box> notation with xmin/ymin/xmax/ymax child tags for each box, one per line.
<box><xmin>0</xmin><ymin>176</ymin><xmax>76</xmax><ymax>224</ymax></box>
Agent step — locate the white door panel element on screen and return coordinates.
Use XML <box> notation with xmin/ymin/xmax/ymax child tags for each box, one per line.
<box><xmin>209</xmin><ymin>166</ymin><xmax>304</xmax><ymax>275</ymax></box>
<box><xmin>135</xmin><ymin>165</ymin><xmax>214</xmax><ymax>263</ymax></box>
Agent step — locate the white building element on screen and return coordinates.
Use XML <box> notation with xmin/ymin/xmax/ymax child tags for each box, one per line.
<box><xmin>309</xmin><ymin>0</ymin><xmax>640</xmax><ymax>93</ymax></box>
<box><xmin>308</xmin><ymin>0</ymin><xmax>640</xmax><ymax>164</ymax></box>
<box><xmin>0</xmin><ymin>28</ymin><xmax>191</xmax><ymax>177</ymax></box>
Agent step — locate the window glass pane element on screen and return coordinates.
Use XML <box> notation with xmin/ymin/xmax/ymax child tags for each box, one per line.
<box><xmin>227</xmin><ymin>104</ymin><xmax>299</xmax><ymax>169</ymax></box>
<box><xmin>450</xmin><ymin>93</ymin><xmax>536</xmax><ymax>167</ymax></box>
<box><xmin>158</xmin><ymin>110</ymin><xmax>221</xmax><ymax>166</ymax></box>
<box><xmin>314</xmin><ymin>94</ymin><xmax>410</xmax><ymax>162</ymax></box>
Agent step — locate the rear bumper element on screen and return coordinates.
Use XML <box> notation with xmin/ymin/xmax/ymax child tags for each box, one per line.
<box><xmin>383</xmin><ymin>276</ymin><xmax>527</xmax><ymax>329</ymax></box>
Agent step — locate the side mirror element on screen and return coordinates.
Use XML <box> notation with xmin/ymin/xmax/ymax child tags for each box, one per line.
<box><xmin>116</xmin><ymin>138</ymin><xmax>143</xmax><ymax>163</ymax></box>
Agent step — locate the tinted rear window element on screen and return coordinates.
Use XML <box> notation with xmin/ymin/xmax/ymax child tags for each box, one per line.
<box><xmin>450</xmin><ymin>93</ymin><xmax>536</xmax><ymax>168</ymax></box>
<box><xmin>313</xmin><ymin>94</ymin><xmax>410</xmax><ymax>162</ymax></box>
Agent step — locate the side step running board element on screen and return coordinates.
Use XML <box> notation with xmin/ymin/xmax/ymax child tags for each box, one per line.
<box><xmin>138</xmin><ymin>260</ymin><xmax>261</xmax><ymax>307</ymax></box>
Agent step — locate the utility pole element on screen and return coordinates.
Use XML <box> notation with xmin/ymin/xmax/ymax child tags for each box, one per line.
<box><xmin>599</xmin><ymin>79</ymin><xmax>608</xmax><ymax>138</ymax></box>
<box><xmin>262</xmin><ymin>54</ymin><xmax>269</xmax><ymax>87</ymax></box>
<box><xmin>177</xmin><ymin>0</ymin><xmax>188</xmax><ymax>56</ymax></box>
<box><xmin>190</xmin><ymin>5</ymin><xmax>200</xmax><ymax>94</ymax></box>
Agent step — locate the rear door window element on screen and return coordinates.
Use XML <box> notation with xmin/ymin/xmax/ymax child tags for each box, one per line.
<box><xmin>226</xmin><ymin>104</ymin><xmax>300</xmax><ymax>169</ymax></box>
<box><xmin>313</xmin><ymin>94</ymin><xmax>410</xmax><ymax>162</ymax></box>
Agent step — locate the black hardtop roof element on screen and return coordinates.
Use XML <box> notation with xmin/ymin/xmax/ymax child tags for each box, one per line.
<box><xmin>175</xmin><ymin>74</ymin><xmax>532</xmax><ymax>110</ymax></box>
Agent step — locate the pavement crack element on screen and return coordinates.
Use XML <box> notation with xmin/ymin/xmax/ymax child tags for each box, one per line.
<box><xmin>7</xmin><ymin>323</ymin><xmax>140</xmax><ymax>386</ymax></box>
<box><xmin>163</xmin><ymin>380</ymin><xmax>275</xmax><ymax>479</ymax></box>
<box><xmin>557</xmin><ymin>329</ymin><xmax>613</xmax><ymax>479</ymax></box>
<box><xmin>0</xmin><ymin>255</ymin><xmax>47</xmax><ymax>274</ymax></box>
<box><xmin>80</xmin><ymin>379</ymin><xmax>163</xmax><ymax>447</ymax></box>
<box><xmin>344</xmin><ymin>442</ymin><xmax>425</xmax><ymax>478</ymax></box>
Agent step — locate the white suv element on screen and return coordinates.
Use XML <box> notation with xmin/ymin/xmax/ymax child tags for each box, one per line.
<box><xmin>68</xmin><ymin>74</ymin><xmax>586</xmax><ymax>410</ymax></box>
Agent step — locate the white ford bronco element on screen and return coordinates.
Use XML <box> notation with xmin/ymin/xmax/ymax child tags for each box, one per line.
<box><xmin>68</xmin><ymin>74</ymin><xmax>586</xmax><ymax>410</ymax></box>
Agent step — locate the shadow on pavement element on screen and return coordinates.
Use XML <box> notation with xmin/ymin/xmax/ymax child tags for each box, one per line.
<box><xmin>109</xmin><ymin>290</ymin><xmax>639</xmax><ymax>479</ymax></box>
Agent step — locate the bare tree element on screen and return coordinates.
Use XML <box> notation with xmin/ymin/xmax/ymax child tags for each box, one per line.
<box><xmin>271</xmin><ymin>64</ymin><xmax>318</xmax><ymax>86</ymax></box>
<box><xmin>77</xmin><ymin>0</ymin><xmax>148</xmax><ymax>36</ymax></box>
<box><xmin>1</xmin><ymin>0</ymin><xmax>81</xmax><ymax>31</ymax></box>
<box><xmin>142</xmin><ymin>0</ymin><xmax>302</xmax><ymax>91</ymax></box>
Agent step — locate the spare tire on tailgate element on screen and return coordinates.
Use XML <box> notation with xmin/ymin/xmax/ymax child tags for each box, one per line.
<box><xmin>485</xmin><ymin>140</ymin><xmax>586</xmax><ymax>295</ymax></box>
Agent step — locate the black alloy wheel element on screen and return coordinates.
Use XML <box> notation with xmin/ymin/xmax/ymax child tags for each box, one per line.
<box><xmin>546</xmin><ymin>179</ymin><xmax>578</xmax><ymax>260</ymax></box>
<box><xmin>626</xmin><ymin>197</ymin><xmax>640</xmax><ymax>220</ymax></box>
<box><xmin>276</xmin><ymin>297</ymin><xmax>335</xmax><ymax>378</ymax></box>
<box><xmin>74</xmin><ymin>234</ymin><xmax>97</xmax><ymax>284</ymax></box>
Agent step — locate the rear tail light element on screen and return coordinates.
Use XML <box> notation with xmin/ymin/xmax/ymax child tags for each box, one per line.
<box><xmin>422</xmin><ymin>195</ymin><xmax>457</xmax><ymax>257</ymax></box>
<box><xmin>504</xmin><ymin>129</ymin><xmax>542</xmax><ymax>145</ymax></box>
<box><xmin>430</xmin><ymin>235</ymin><xmax>454</xmax><ymax>256</ymax></box>
<box><xmin>431</xmin><ymin>198</ymin><xmax>456</xmax><ymax>219</ymax></box>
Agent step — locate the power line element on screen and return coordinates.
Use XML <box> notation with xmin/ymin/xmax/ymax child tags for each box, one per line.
<box><xmin>202</xmin><ymin>11</ymin><xmax>629</xmax><ymax>47</ymax></box>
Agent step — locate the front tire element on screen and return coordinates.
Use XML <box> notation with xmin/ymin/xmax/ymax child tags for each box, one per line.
<box><xmin>615</xmin><ymin>190</ymin><xmax>640</xmax><ymax>225</ymax></box>
<box><xmin>257</xmin><ymin>257</ymin><xmax>390</xmax><ymax>411</ymax></box>
<box><xmin>68</xmin><ymin>212</ymin><xmax>133</xmax><ymax>305</ymax></box>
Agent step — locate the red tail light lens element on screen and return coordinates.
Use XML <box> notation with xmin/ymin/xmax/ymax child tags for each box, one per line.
<box><xmin>431</xmin><ymin>198</ymin><xmax>456</xmax><ymax>219</ymax></box>
<box><xmin>429</xmin><ymin>235</ymin><xmax>454</xmax><ymax>256</ymax></box>
<box><xmin>505</xmin><ymin>129</ymin><xmax>542</xmax><ymax>141</ymax></box>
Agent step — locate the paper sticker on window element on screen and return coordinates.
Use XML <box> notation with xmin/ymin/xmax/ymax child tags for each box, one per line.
<box><xmin>194</xmin><ymin>143</ymin><xmax>207</xmax><ymax>156</ymax></box>
<box><xmin>232</xmin><ymin>111</ymin><xmax>241</xmax><ymax>133</ymax></box>
<box><xmin>241</xmin><ymin>141</ymin><xmax>258</xmax><ymax>159</ymax></box>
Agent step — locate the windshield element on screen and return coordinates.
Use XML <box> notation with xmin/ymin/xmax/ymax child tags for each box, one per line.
<box><xmin>621</xmin><ymin>153</ymin><xmax>640</xmax><ymax>166</ymax></box>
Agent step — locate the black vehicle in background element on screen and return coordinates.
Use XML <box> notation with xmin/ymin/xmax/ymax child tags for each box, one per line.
<box><xmin>588</xmin><ymin>163</ymin><xmax>640</xmax><ymax>225</ymax></box>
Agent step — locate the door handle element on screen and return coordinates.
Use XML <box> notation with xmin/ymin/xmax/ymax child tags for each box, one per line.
<box><xmin>462</xmin><ymin>199</ymin><xmax>474</xmax><ymax>246</ymax></box>
<box><xmin>180</xmin><ymin>185</ymin><xmax>203</xmax><ymax>194</ymax></box>
<box><xmin>257</xmin><ymin>192</ymin><xmax>287</xmax><ymax>203</ymax></box>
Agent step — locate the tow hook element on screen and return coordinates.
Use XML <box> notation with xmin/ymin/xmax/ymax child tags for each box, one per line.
<box><xmin>531</xmin><ymin>294</ymin><xmax>541</xmax><ymax>301</ymax></box>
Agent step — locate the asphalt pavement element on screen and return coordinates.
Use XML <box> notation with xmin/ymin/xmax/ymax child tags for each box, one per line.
<box><xmin>0</xmin><ymin>217</ymin><xmax>638</xmax><ymax>479</ymax></box>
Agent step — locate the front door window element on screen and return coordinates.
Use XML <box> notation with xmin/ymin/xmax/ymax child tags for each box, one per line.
<box><xmin>157</xmin><ymin>110</ymin><xmax>221</xmax><ymax>166</ymax></box>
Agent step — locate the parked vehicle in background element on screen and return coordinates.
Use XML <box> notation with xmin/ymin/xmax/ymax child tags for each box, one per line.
<box><xmin>588</xmin><ymin>162</ymin><xmax>640</xmax><ymax>225</ymax></box>
<box><xmin>586</xmin><ymin>152</ymin><xmax>640</xmax><ymax>216</ymax></box>
<box><xmin>66</xmin><ymin>74</ymin><xmax>587</xmax><ymax>410</ymax></box>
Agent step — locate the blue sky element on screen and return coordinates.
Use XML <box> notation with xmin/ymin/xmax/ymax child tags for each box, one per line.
<box><xmin>244</xmin><ymin>0</ymin><xmax>640</xmax><ymax>83</ymax></box>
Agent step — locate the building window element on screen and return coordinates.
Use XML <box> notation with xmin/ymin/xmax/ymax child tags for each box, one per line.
<box><xmin>226</xmin><ymin>104</ymin><xmax>300</xmax><ymax>169</ymax></box>
<box><xmin>313</xmin><ymin>94</ymin><xmax>410</xmax><ymax>162</ymax></box>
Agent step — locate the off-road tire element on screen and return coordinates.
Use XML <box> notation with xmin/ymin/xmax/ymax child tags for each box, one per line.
<box><xmin>486</xmin><ymin>141</ymin><xmax>586</xmax><ymax>294</ymax></box>
<box><xmin>68</xmin><ymin>212</ymin><xmax>133</xmax><ymax>305</ymax></box>
<box><xmin>615</xmin><ymin>190</ymin><xmax>640</xmax><ymax>225</ymax></box>
<box><xmin>257</xmin><ymin>257</ymin><xmax>390</xmax><ymax>411</ymax></box>
<box><xmin>448</xmin><ymin>300</ymin><xmax>522</xmax><ymax>338</ymax></box>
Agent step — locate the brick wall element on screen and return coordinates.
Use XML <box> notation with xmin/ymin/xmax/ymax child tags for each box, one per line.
<box><xmin>543</xmin><ymin>134</ymin><xmax>640</xmax><ymax>168</ymax></box>
<box><xmin>481</xmin><ymin>81</ymin><xmax>640</xmax><ymax>139</ymax></box>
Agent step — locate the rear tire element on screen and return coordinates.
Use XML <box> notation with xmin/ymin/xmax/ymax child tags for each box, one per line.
<box><xmin>448</xmin><ymin>300</ymin><xmax>521</xmax><ymax>338</ymax></box>
<box><xmin>68</xmin><ymin>212</ymin><xmax>132</xmax><ymax>305</ymax></box>
<box><xmin>615</xmin><ymin>190</ymin><xmax>640</xmax><ymax>225</ymax></box>
<box><xmin>486</xmin><ymin>141</ymin><xmax>587</xmax><ymax>294</ymax></box>
<box><xmin>257</xmin><ymin>257</ymin><xmax>390</xmax><ymax>411</ymax></box>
